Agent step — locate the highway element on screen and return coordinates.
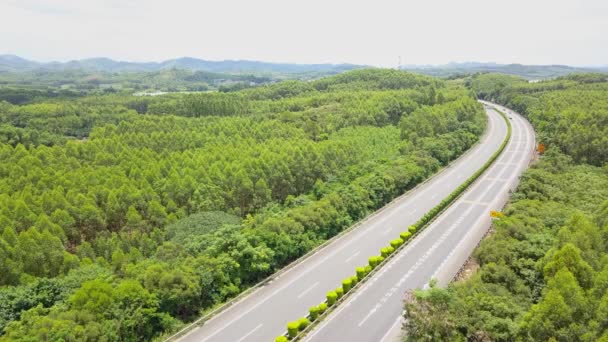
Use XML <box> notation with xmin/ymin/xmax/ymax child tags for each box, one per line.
<box><xmin>303</xmin><ymin>102</ymin><xmax>535</xmax><ymax>342</ymax></box>
<box><xmin>176</xmin><ymin>102</ymin><xmax>517</xmax><ymax>342</ymax></box>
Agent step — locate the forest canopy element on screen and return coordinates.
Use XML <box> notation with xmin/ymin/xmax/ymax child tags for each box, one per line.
<box><xmin>404</xmin><ymin>73</ymin><xmax>608</xmax><ymax>342</ymax></box>
<box><xmin>0</xmin><ymin>69</ymin><xmax>487</xmax><ymax>340</ymax></box>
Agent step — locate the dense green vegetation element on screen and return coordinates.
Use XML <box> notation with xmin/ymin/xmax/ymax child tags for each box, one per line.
<box><xmin>0</xmin><ymin>68</ymin><xmax>273</xmax><ymax>103</ymax></box>
<box><xmin>0</xmin><ymin>55</ymin><xmax>364</xmax><ymax>101</ymax></box>
<box><xmin>469</xmin><ymin>73</ymin><xmax>608</xmax><ymax>166</ymax></box>
<box><xmin>0</xmin><ymin>69</ymin><xmax>486</xmax><ymax>340</ymax></box>
<box><xmin>402</xmin><ymin>63</ymin><xmax>604</xmax><ymax>80</ymax></box>
<box><xmin>404</xmin><ymin>73</ymin><xmax>608</xmax><ymax>341</ymax></box>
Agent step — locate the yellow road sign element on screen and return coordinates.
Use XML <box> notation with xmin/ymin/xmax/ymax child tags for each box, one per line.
<box><xmin>490</xmin><ymin>211</ymin><xmax>504</xmax><ymax>218</ymax></box>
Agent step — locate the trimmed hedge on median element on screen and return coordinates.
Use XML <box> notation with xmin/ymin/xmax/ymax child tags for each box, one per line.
<box><xmin>356</xmin><ymin>266</ymin><xmax>366</xmax><ymax>279</ymax></box>
<box><xmin>391</xmin><ymin>238</ymin><xmax>405</xmax><ymax>249</ymax></box>
<box><xmin>309</xmin><ymin>306</ymin><xmax>320</xmax><ymax>320</ymax></box>
<box><xmin>298</xmin><ymin>318</ymin><xmax>310</xmax><ymax>330</ymax></box>
<box><xmin>400</xmin><ymin>231</ymin><xmax>412</xmax><ymax>240</ymax></box>
<box><xmin>342</xmin><ymin>278</ymin><xmax>352</xmax><ymax>292</ymax></box>
<box><xmin>326</xmin><ymin>291</ymin><xmax>337</xmax><ymax>305</ymax></box>
<box><xmin>287</xmin><ymin>321</ymin><xmax>300</xmax><ymax>338</ymax></box>
<box><xmin>369</xmin><ymin>256</ymin><xmax>381</xmax><ymax>268</ymax></box>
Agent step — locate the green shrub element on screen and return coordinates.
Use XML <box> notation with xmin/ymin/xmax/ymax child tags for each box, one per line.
<box><xmin>364</xmin><ymin>265</ymin><xmax>372</xmax><ymax>274</ymax></box>
<box><xmin>298</xmin><ymin>317</ymin><xmax>310</xmax><ymax>331</ymax></box>
<box><xmin>287</xmin><ymin>321</ymin><xmax>300</xmax><ymax>338</ymax></box>
<box><xmin>350</xmin><ymin>275</ymin><xmax>358</xmax><ymax>286</ymax></box>
<box><xmin>369</xmin><ymin>256</ymin><xmax>380</xmax><ymax>268</ymax></box>
<box><xmin>318</xmin><ymin>302</ymin><xmax>328</xmax><ymax>314</ymax></box>
<box><xmin>309</xmin><ymin>306</ymin><xmax>320</xmax><ymax>320</ymax></box>
<box><xmin>356</xmin><ymin>266</ymin><xmax>366</xmax><ymax>279</ymax></box>
<box><xmin>408</xmin><ymin>225</ymin><xmax>417</xmax><ymax>233</ymax></box>
<box><xmin>342</xmin><ymin>278</ymin><xmax>352</xmax><ymax>292</ymax></box>
<box><xmin>327</xmin><ymin>291</ymin><xmax>338</xmax><ymax>305</ymax></box>
<box><xmin>381</xmin><ymin>246</ymin><xmax>395</xmax><ymax>257</ymax></box>
<box><xmin>378</xmin><ymin>256</ymin><xmax>385</xmax><ymax>263</ymax></box>
<box><xmin>276</xmin><ymin>336</ymin><xmax>288</xmax><ymax>342</ymax></box>
<box><xmin>400</xmin><ymin>231</ymin><xmax>411</xmax><ymax>240</ymax></box>
<box><xmin>336</xmin><ymin>287</ymin><xmax>344</xmax><ymax>298</ymax></box>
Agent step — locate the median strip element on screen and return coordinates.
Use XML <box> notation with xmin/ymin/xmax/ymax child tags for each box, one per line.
<box><xmin>275</xmin><ymin>105</ymin><xmax>512</xmax><ymax>342</ymax></box>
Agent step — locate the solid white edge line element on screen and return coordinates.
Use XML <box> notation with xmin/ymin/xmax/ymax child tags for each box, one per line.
<box><xmin>379</xmin><ymin>316</ymin><xmax>403</xmax><ymax>342</ymax></box>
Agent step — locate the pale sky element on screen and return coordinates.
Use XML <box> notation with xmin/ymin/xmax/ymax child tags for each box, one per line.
<box><xmin>1</xmin><ymin>0</ymin><xmax>607</xmax><ymax>67</ymax></box>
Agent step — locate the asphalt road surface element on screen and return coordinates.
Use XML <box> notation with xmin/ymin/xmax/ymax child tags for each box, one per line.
<box><xmin>303</xmin><ymin>102</ymin><xmax>535</xmax><ymax>342</ymax></box>
<box><xmin>176</xmin><ymin>102</ymin><xmax>525</xmax><ymax>342</ymax></box>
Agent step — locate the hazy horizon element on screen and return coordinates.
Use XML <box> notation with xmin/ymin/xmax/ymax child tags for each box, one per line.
<box><xmin>3</xmin><ymin>54</ymin><xmax>607</xmax><ymax>69</ymax></box>
<box><xmin>2</xmin><ymin>0</ymin><xmax>607</xmax><ymax>67</ymax></box>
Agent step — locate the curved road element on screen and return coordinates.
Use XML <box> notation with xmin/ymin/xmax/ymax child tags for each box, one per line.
<box><xmin>176</xmin><ymin>102</ymin><xmax>525</xmax><ymax>342</ymax></box>
<box><xmin>303</xmin><ymin>102</ymin><xmax>535</xmax><ymax>342</ymax></box>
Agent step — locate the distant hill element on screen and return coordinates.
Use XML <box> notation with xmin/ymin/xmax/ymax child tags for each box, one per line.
<box><xmin>0</xmin><ymin>55</ymin><xmax>40</xmax><ymax>71</ymax></box>
<box><xmin>3</xmin><ymin>55</ymin><xmax>604</xmax><ymax>80</ymax></box>
<box><xmin>401</xmin><ymin>62</ymin><xmax>604</xmax><ymax>79</ymax></box>
<box><xmin>0</xmin><ymin>55</ymin><xmax>363</xmax><ymax>74</ymax></box>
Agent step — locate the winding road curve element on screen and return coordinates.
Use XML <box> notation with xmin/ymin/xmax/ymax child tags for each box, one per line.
<box><xmin>175</xmin><ymin>102</ymin><xmax>534</xmax><ymax>342</ymax></box>
<box><xmin>303</xmin><ymin>102</ymin><xmax>535</xmax><ymax>342</ymax></box>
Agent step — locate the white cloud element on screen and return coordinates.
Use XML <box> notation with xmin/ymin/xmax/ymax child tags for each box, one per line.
<box><xmin>1</xmin><ymin>0</ymin><xmax>606</xmax><ymax>66</ymax></box>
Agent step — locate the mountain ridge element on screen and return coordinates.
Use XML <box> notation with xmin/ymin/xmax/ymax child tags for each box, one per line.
<box><xmin>2</xmin><ymin>55</ymin><xmax>606</xmax><ymax>78</ymax></box>
<box><xmin>0</xmin><ymin>54</ymin><xmax>363</xmax><ymax>74</ymax></box>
